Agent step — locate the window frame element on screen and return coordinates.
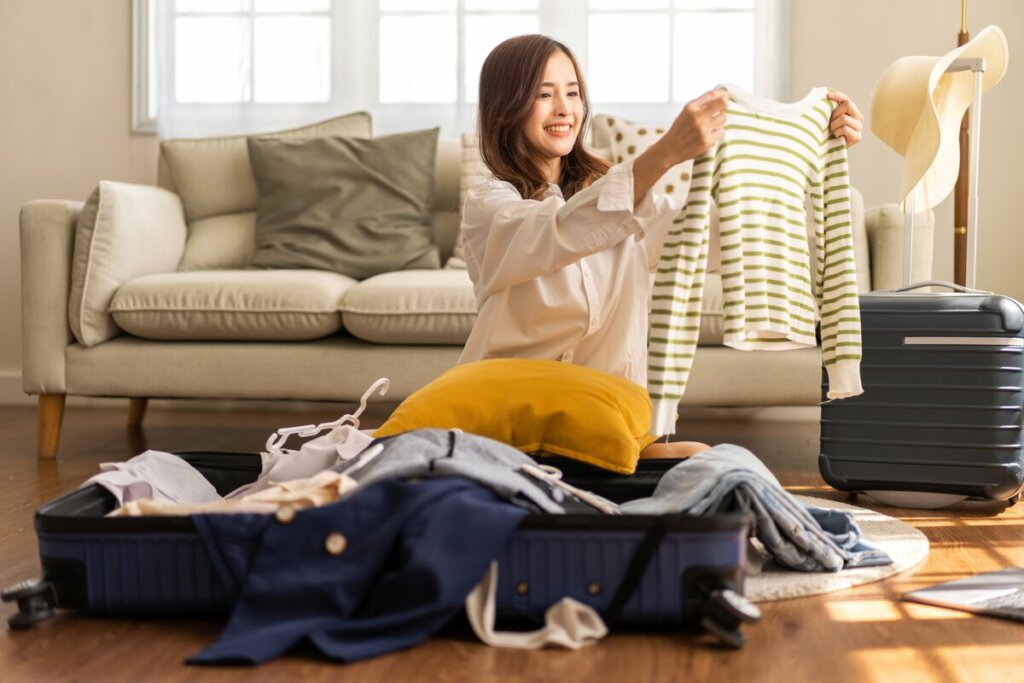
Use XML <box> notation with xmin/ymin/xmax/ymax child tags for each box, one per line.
<box><xmin>133</xmin><ymin>0</ymin><xmax>788</xmax><ymax>136</ymax></box>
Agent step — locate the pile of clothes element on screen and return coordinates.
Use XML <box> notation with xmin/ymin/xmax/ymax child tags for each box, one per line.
<box><xmin>84</xmin><ymin>427</ymin><xmax>891</xmax><ymax>665</ymax></box>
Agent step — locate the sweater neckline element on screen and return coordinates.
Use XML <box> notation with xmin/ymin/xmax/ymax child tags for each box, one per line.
<box><xmin>722</xmin><ymin>84</ymin><xmax>829</xmax><ymax>118</ymax></box>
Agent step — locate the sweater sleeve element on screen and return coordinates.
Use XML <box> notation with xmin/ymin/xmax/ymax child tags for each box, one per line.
<box><xmin>814</xmin><ymin>130</ymin><xmax>863</xmax><ymax>399</ymax></box>
<box><xmin>647</xmin><ymin>152</ymin><xmax>716</xmax><ymax>435</ymax></box>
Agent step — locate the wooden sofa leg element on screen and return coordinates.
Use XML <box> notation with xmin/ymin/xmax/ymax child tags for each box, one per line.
<box><xmin>127</xmin><ymin>398</ymin><xmax>149</xmax><ymax>429</ymax></box>
<box><xmin>38</xmin><ymin>394</ymin><xmax>66</xmax><ymax>460</ymax></box>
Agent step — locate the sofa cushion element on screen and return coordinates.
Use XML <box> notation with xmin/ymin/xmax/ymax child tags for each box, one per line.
<box><xmin>374</xmin><ymin>358</ymin><xmax>657</xmax><ymax>474</ymax></box>
<box><xmin>340</xmin><ymin>269</ymin><xmax>477</xmax><ymax>345</ymax></box>
<box><xmin>247</xmin><ymin>128</ymin><xmax>442</xmax><ymax>279</ymax></box>
<box><xmin>159</xmin><ymin>111</ymin><xmax>372</xmax><ymax>224</ymax></box>
<box><xmin>70</xmin><ymin>181</ymin><xmax>187</xmax><ymax>348</ymax></box>
<box><xmin>176</xmin><ymin>212</ymin><xmax>256</xmax><ymax>271</ymax></box>
<box><xmin>110</xmin><ymin>270</ymin><xmax>356</xmax><ymax>341</ymax></box>
<box><xmin>696</xmin><ymin>272</ymin><xmax>725</xmax><ymax>346</ymax></box>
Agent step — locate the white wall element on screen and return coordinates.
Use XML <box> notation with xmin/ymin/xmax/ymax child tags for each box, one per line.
<box><xmin>1</xmin><ymin>1</ymin><xmax>1022</xmax><ymax>403</ymax></box>
<box><xmin>790</xmin><ymin>0</ymin><xmax>1024</xmax><ymax>300</ymax></box>
<box><xmin>0</xmin><ymin>0</ymin><xmax>159</xmax><ymax>402</ymax></box>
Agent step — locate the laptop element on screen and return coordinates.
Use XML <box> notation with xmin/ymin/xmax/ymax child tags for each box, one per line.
<box><xmin>902</xmin><ymin>567</ymin><xmax>1024</xmax><ymax>622</ymax></box>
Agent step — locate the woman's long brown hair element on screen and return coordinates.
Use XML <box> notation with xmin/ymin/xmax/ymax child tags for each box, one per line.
<box><xmin>477</xmin><ymin>34</ymin><xmax>610</xmax><ymax>201</ymax></box>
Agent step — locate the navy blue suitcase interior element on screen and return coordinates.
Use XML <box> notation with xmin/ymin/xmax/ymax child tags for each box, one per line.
<box><xmin>29</xmin><ymin>451</ymin><xmax>751</xmax><ymax>634</ymax></box>
<box><xmin>820</xmin><ymin>290</ymin><xmax>1024</xmax><ymax>501</ymax></box>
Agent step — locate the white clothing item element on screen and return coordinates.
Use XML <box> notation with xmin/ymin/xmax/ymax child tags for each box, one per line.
<box><xmin>466</xmin><ymin>562</ymin><xmax>608</xmax><ymax>650</ymax></box>
<box><xmin>458</xmin><ymin>159</ymin><xmax>683</xmax><ymax>387</ymax></box>
<box><xmin>111</xmin><ymin>470</ymin><xmax>358</xmax><ymax>517</ymax></box>
<box><xmin>229</xmin><ymin>424</ymin><xmax>374</xmax><ymax>498</ymax></box>
<box><xmin>84</xmin><ymin>450</ymin><xmax>221</xmax><ymax>505</ymax></box>
<box><xmin>648</xmin><ymin>85</ymin><xmax>863</xmax><ymax>434</ymax></box>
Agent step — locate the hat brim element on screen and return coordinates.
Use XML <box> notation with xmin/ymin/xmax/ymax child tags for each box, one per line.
<box><xmin>870</xmin><ymin>25</ymin><xmax>1009</xmax><ymax>210</ymax></box>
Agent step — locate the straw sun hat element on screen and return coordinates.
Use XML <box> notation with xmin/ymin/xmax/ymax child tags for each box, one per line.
<box><xmin>870</xmin><ymin>25</ymin><xmax>1008</xmax><ymax>210</ymax></box>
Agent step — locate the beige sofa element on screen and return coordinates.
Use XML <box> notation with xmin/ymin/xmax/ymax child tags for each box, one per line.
<box><xmin>20</xmin><ymin>116</ymin><xmax>934</xmax><ymax>458</ymax></box>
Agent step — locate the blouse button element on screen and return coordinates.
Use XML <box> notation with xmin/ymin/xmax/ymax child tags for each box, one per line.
<box><xmin>679</xmin><ymin>172</ymin><xmax>691</xmax><ymax>181</ymax></box>
<box><xmin>325</xmin><ymin>532</ymin><xmax>348</xmax><ymax>556</ymax></box>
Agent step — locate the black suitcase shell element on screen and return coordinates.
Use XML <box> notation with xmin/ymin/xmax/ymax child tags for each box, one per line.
<box><xmin>820</xmin><ymin>291</ymin><xmax>1024</xmax><ymax>500</ymax></box>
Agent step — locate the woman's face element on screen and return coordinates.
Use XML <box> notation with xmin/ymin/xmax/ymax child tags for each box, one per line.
<box><xmin>524</xmin><ymin>50</ymin><xmax>583</xmax><ymax>181</ymax></box>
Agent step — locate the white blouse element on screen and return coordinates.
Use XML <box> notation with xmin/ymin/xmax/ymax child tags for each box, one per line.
<box><xmin>458</xmin><ymin>160</ymin><xmax>684</xmax><ymax>388</ymax></box>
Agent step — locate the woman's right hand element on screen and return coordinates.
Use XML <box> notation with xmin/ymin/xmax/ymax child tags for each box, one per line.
<box><xmin>661</xmin><ymin>88</ymin><xmax>729</xmax><ymax>164</ymax></box>
<box><xmin>632</xmin><ymin>88</ymin><xmax>729</xmax><ymax>204</ymax></box>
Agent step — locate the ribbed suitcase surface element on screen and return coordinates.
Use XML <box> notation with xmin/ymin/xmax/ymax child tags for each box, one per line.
<box><xmin>820</xmin><ymin>292</ymin><xmax>1024</xmax><ymax>500</ymax></box>
<box><xmin>34</xmin><ymin>452</ymin><xmax>749</xmax><ymax>628</ymax></box>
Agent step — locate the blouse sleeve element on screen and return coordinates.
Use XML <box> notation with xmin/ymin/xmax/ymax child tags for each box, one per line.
<box><xmin>461</xmin><ymin>160</ymin><xmax>683</xmax><ymax>300</ymax></box>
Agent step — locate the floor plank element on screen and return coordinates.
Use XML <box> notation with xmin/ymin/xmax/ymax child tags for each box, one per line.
<box><xmin>1</xmin><ymin>403</ymin><xmax>1022</xmax><ymax>682</ymax></box>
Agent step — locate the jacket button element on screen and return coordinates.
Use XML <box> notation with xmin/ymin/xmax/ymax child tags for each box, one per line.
<box><xmin>275</xmin><ymin>506</ymin><xmax>296</xmax><ymax>524</ymax></box>
<box><xmin>515</xmin><ymin>581</ymin><xmax>529</xmax><ymax>596</ymax></box>
<box><xmin>587</xmin><ymin>582</ymin><xmax>602</xmax><ymax>596</ymax></box>
<box><xmin>325</xmin><ymin>532</ymin><xmax>348</xmax><ymax>556</ymax></box>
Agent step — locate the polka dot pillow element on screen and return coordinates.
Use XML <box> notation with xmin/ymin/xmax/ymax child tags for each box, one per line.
<box><xmin>592</xmin><ymin>114</ymin><xmax>721</xmax><ymax>270</ymax></box>
<box><xmin>591</xmin><ymin>114</ymin><xmax>695</xmax><ymax>201</ymax></box>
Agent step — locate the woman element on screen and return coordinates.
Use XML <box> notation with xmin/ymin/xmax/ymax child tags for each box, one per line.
<box><xmin>458</xmin><ymin>35</ymin><xmax>863</xmax><ymax>458</ymax></box>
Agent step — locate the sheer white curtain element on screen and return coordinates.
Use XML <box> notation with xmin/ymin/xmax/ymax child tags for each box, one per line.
<box><xmin>146</xmin><ymin>0</ymin><xmax>787</xmax><ymax>139</ymax></box>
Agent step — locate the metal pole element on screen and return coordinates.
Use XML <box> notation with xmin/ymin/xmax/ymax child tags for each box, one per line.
<box><xmin>953</xmin><ymin>0</ymin><xmax>970</xmax><ymax>285</ymax></box>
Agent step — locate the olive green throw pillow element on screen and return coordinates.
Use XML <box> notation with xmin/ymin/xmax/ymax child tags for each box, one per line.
<box><xmin>247</xmin><ymin>128</ymin><xmax>441</xmax><ymax>279</ymax></box>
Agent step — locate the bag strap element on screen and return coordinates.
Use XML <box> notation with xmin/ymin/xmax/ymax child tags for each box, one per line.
<box><xmin>603</xmin><ymin>513</ymin><xmax>675</xmax><ymax>625</ymax></box>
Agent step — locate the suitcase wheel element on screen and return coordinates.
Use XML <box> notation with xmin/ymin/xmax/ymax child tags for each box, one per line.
<box><xmin>699</xmin><ymin>588</ymin><xmax>762</xmax><ymax>649</ymax></box>
<box><xmin>2</xmin><ymin>579</ymin><xmax>56</xmax><ymax>630</ymax></box>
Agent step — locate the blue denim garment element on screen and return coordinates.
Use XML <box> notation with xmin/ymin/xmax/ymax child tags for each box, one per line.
<box><xmin>620</xmin><ymin>444</ymin><xmax>892</xmax><ymax>572</ymax></box>
<box><xmin>189</xmin><ymin>477</ymin><xmax>527</xmax><ymax>665</ymax></box>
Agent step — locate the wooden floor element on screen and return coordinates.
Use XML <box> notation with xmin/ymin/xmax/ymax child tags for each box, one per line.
<box><xmin>1</xmin><ymin>402</ymin><xmax>1022</xmax><ymax>683</ymax></box>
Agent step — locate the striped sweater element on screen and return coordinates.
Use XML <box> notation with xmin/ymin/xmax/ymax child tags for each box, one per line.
<box><xmin>648</xmin><ymin>85</ymin><xmax>863</xmax><ymax>435</ymax></box>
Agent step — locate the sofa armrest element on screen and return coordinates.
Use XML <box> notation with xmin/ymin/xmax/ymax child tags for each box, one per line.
<box><xmin>21</xmin><ymin>200</ymin><xmax>82</xmax><ymax>394</ymax></box>
<box><xmin>865</xmin><ymin>204</ymin><xmax>935</xmax><ymax>291</ymax></box>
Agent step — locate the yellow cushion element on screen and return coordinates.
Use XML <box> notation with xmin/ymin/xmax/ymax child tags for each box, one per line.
<box><xmin>374</xmin><ymin>358</ymin><xmax>656</xmax><ymax>474</ymax></box>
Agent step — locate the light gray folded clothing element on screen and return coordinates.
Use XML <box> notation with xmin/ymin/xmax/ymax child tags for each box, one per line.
<box><xmin>333</xmin><ymin>429</ymin><xmax>569</xmax><ymax>514</ymax></box>
<box><xmin>620</xmin><ymin>444</ymin><xmax>892</xmax><ymax>572</ymax></box>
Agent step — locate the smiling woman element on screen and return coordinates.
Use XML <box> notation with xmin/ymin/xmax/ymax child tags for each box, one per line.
<box><xmin>461</xmin><ymin>34</ymin><xmax>734</xmax><ymax>458</ymax></box>
<box><xmin>475</xmin><ymin>35</ymin><xmax>610</xmax><ymax>202</ymax></box>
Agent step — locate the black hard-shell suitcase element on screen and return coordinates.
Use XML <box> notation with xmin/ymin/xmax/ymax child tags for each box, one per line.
<box><xmin>820</xmin><ymin>65</ymin><xmax>1024</xmax><ymax>503</ymax></box>
<box><xmin>819</xmin><ymin>287</ymin><xmax>1024</xmax><ymax>501</ymax></box>
<box><xmin>9</xmin><ymin>452</ymin><xmax>758</xmax><ymax>645</ymax></box>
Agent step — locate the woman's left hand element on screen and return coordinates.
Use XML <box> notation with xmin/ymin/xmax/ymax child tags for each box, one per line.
<box><xmin>827</xmin><ymin>91</ymin><xmax>864</xmax><ymax>148</ymax></box>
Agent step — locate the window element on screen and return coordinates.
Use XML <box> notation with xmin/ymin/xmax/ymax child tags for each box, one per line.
<box><xmin>136</xmin><ymin>0</ymin><xmax>786</xmax><ymax>137</ymax></box>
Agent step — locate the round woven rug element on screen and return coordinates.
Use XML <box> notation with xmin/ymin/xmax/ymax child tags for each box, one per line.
<box><xmin>744</xmin><ymin>495</ymin><xmax>929</xmax><ymax>603</ymax></box>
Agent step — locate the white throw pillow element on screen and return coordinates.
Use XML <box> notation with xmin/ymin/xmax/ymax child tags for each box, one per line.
<box><xmin>445</xmin><ymin>133</ymin><xmax>493</xmax><ymax>269</ymax></box>
<box><xmin>69</xmin><ymin>181</ymin><xmax>188</xmax><ymax>348</ymax></box>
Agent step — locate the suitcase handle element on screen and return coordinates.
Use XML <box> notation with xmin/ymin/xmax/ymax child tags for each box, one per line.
<box><xmin>883</xmin><ymin>280</ymin><xmax>991</xmax><ymax>295</ymax></box>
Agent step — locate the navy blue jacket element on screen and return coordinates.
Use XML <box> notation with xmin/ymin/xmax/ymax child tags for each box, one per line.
<box><xmin>189</xmin><ymin>477</ymin><xmax>527</xmax><ymax>665</ymax></box>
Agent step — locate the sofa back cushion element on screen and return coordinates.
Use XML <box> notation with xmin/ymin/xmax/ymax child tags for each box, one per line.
<box><xmin>247</xmin><ymin>128</ymin><xmax>441</xmax><ymax>279</ymax></box>
<box><xmin>161</xmin><ymin>111</ymin><xmax>372</xmax><ymax>271</ymax></box>
<box><xmin>69</xmin><ymin>181</ymin><xmax>188</xmax><ymax>347</ymax></box>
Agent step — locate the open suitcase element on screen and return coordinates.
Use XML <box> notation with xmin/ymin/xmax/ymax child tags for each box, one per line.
<box><xmin>8</xmin><ymin>451</ymin><xmax>759</xmax><ymax>647</ymax></box>
<box><xmin>819</xmin><ymin>60</ymin><xmax>1024</xmax><ymax>504</ymax></box>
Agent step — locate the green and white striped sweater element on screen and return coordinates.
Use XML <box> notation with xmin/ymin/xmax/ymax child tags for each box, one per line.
<box><xmin>648</xmin><ymin>85</ymin><xmax>863</xmax><ymax>435</ymax></box>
